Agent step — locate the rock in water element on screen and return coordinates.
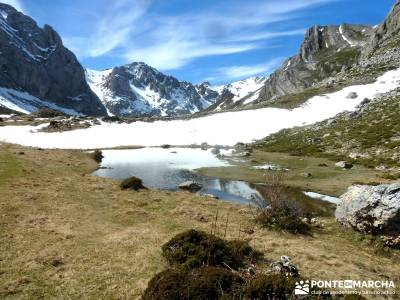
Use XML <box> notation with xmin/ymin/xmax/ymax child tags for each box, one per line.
<box><xmin>178</xmin><ymin>181</ymin><xmax>202</xmax><ymax>192</ymax></box>
<box><xmin>335</xmin><ymin>184</ymin><xmax>400</xmax><ymax>234</ymax></box>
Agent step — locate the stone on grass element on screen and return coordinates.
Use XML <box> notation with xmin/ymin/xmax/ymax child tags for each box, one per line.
<box><xmin>335</xmin><ymin>161</ymin><xmax>353</xmax><ymax>169</ymax></box>
<box><xmin>120</xmin><ymin>176</ymin><xmax>147</xmax><ymax>191</ymax></box>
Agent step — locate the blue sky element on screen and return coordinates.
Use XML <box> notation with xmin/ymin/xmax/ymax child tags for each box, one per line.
<box><xmin>4</xmin><ymin>0</ymin><xmax>396</xmax><ymax>84</ymax></box>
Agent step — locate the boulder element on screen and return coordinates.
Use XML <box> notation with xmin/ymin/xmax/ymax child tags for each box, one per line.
<box><xmin>178</xmin><ymin>181</ymin><xmax>202</xmax><ymax>192</ymax></box>
<box><xmin>120</xmin><ymin>176</ymin><xmax>147</xmax><ymax>191</ymax></box>
<box><xmin>200</xmin><ymin>142</ymin><xmax>209</xmax><ymax>150</ymax></box>
<box><xmin>346</xmin><ymin>92</ymin><xmax>358</xmax><ymax>99</ymax></box>
<box><xmin>335</xmin><ymin>161</ymin><xmax>353</xmax><ymax>169</ymax></box>
<box><xmin>335</xmin><ymin>184</ymin><xmax>400</xmax><ymax>234</ymax></box>
<box><xmin>211</xmin><ymin>147</ymin><xmax>220</xmax><ymax>155</ymax></box>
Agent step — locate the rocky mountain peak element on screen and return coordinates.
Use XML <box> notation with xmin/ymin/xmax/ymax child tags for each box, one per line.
<box><xmin>0</xmin><ymin>3</ymin><xmax>106</xmax><ymax>115</ymax></box>
<box><xmin>300</xmin><ymin>24</ymin><xmax>373</xmax><ymax>62</ymax></box>
<box><xmin>86</xmin><ymin>62</ymin><xmax>220</xmax><ymax>117</ymax></box>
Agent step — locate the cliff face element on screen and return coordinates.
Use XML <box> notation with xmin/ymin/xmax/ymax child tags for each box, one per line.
<box><xmin>0</xmin><ymin>4</ymin><xmax>106</xmax><ymax>115</ymax></box>
<box><xmin>361</xmin><ymin>0</ymin><xmax>400</xmax><ymax>65</ymax></box>
<box><xmin>258</xmin><ymin>24</ymin><xmax>373</xmax><ymax>103</ymax></box>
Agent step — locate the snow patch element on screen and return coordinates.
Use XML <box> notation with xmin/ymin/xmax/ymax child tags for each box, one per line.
<box><xmin>339</xmin><ymin>25</ymin><xmax>355</xmax><ymax>47</ymax></box>
<box><xmin>1</xmin><ymin>68</ymin><xmax>400</xmax><ymax>149</ymax></box>
<box><xmin>0</xmin><ymin>87</ymin><xmax>81</xmax><ymax>115</ymax></box>
<box><xmin>303</xmin><ymin>191</ymin><xmax>340</xmax><ymax>204</ymax></box>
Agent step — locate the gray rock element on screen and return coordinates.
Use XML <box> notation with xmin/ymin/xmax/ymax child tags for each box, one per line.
<box><xmin>211</xmin><ymin>147</ymin><xmax>220</xmax><ymax>155</ymax></box>
<box><xmin>257</xmin><ymin>24</ymin><xmax>373</xmax><ymax>104</ymax></box>
<box><xmin>362</xmin><ymin>1</ymin><xmax>400</xmax><ymax>60</ymax></box>
<box><xmin>335</xmin><ymin>161</ymin><xmax>353</xmax><ymax>169</ymax></box>
<box><xmin>0</xmin><ymin>4</ymin><xmax>106</xmax><ymax>116</ymax></box>
<box><xmin>346</xmin><ymin>92</ymin><xmax>358</xmax><ymax>99</ymax></box>
<box><xmin>335</xmin><ymin>183</ymin><xmax>400</xmax><ymax>234</ymax></box>
<box><xmin>200</xmin><ymin>142</ymin><xmax>209</xmax><ymax>150</ymax></box>
<box><xmin>178</xmin><ymin>181</ymin><xmax>202</xmax><ymax>192</ymax></box>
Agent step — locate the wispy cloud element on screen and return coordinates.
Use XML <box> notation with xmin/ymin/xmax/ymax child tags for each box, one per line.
<box><xmin>64</xmin><ymin>0</ymin><xmax>334</xmax><ymax>73</ymax></box>
<box><xmin>206</xmin><ymin>58</ymin><xmax>283</xmax><ymax>83</ymax></box>
<box><xmin>65</xmin><ymin>0</ymin><xmax>150</xmax><ymax>58</ymax></box>
<box><xmin>1</xmin><ymin>0</ymin><xmax>25</xmax><ymax>12</ymax></box>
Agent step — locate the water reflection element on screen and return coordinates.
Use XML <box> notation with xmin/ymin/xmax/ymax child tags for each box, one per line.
<box><xmin>93</xmin><ymin>148</ymin><xmax>263</xmax><ymax>204</ymax></box>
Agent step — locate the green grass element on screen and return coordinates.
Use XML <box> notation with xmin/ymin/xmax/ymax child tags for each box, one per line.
<box><xmin>256</xmin><ymin>93</ymin><xmax>400</xmax><ymax>168</ymax></box>
<box><xmin>1</xmin><ymin>144</ymin><xmax>399</xmax><ymax>299</ymax></box>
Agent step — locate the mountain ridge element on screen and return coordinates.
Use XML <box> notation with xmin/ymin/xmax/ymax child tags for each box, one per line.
<box><xmin>0</xmin><ymin>3</ymin><xmax>106</xmax><ymax>115</ymax></box>
<box><xmin>0</xmin><ymin>1</ymin><xmax>399</xmax><ymax>118</ymax></box>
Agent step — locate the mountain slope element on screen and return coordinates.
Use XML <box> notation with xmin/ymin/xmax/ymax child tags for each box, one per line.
<box><xmin>0</xmin><ymin>3</ymin><xmax>106</xmax><ymax>115</ymax></box>
<box><xmin>86</xmin><ymin>63</ymin><xmax>219</xmax><ymax>117</ymax></box>
<box><xmin>256</xmin><ymin>24</ymin><xmax>373</xmax><ymax>105</ymax></box>
<box><xmin>207</xmin><ymin>77</ymin><xmax>267</xmax><ymax>111</ymax></box>
<box><xmin>255</xmin><ymin>1</ymin><xmax>400</xmax><ymax>167</ymax></box>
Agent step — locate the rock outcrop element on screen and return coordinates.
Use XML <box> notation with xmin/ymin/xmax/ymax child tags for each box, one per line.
<box><xmin>335</xmin><ymin>184</ymin><xmax>400</xmax><ymax>234</ymax></box>
<box><xmin>362</xmin><ymin>0</ymin><xmax>400</xmax><ymax>61</ymax></box>
<box><xmin>0</xmin><ymin>4</ymin><xmax>106</xmax><ymax>115</ymax></box>
<box><xmin>258</xmin><ymin>24</ymin><xmax>373</xmax><ymax>103</ymax></box>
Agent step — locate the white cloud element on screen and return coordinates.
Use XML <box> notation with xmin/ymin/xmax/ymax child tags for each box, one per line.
<box><xmin>65</xmin><ymin>0</ymin><xmax>150</xmax><ymax>58</ymax></box>
<box><xmin>1</xmin><ymin>0</ymin><xmax>25</xmax><ymax>12</ymax></box>
<box><xmin>125</xmin><ymin>39</ymin><xmax>258</xmax><ymax>70</ymax></box>
<box><xmin>206</xmin><ymin>59</ymin><xmax>283</xmax><ymax>83</ymax></box>
<box><xmin>65</xmin><ymin>0</ymin><xmax>335</xmax><ymax>71</ymax></box>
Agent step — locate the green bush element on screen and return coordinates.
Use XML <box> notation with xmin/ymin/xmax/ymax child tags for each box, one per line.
<box><xmin>245</xmin><ymin>273</ymin><xmax>296</xmax><ymax>300</ymax></box>
<box><xmin>255</xmin><ymin>199</ymin><xmax>310</xmax><ymax>234</ymax></box>
<box><xmin>161</xmin><ymin>229</ymin><xmax>261</xmax><ymax>270</ymax></box>
<box><xmin>142</xmin><ymin>266</ymin><xmax>245</xmax><ymax>300</ymax></box>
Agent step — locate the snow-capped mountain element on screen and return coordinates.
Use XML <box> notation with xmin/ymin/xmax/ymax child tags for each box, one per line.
<box><xmin>208</xmin><ymin>76</ymin><xmax>267</xmax><ymax>111</ymax></box>
<box><xmin>0</xmin><ymin>3</ymin><xmax>106</xmax><ymax>115</ymax></box>
<box><xmin>86</xmin><ymin>62</ymin><xmax>220</xmax><ymax>117</ymax></box>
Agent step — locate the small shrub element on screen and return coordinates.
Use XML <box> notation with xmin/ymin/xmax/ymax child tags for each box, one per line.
<box><xmin>161</xmin><ymin>229</ymin><xmax>261</xmax><ymax>270</ymax></box>
<box><xmin>245</xmin><ymin>273</ymin><xmax>296</xmax><ymax>300</ymax></box>
<box><xmin>120</xmin><ymin>176</ymin><xmax>146</xmax><ymax>190</ymax></box>
<box><xmin>142</xmin><ymin>266</ymin><xmax>244</xmax><ymax>300</ymax></box>
<box><xmin>91</xmin><ymin>150</ymin><xmax>104</xmax><ymax>163</ymax></box>
<box><xmin>252</xmin><ymin>173</ymin><xmax>310</xmax><ymax>234</ymax></box>
<box><xmin>255</xmin><ymin>199</ymin><xmax>310</xmax><ymax>234</ymax></box>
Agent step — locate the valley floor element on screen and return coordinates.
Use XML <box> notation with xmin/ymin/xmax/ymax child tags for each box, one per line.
<box><xmin>0</xmin><ymin>143</ymin><xmax>399</xmax><ymax>299</ymax></box>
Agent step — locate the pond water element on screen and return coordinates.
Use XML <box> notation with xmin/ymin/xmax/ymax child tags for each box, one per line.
<box><xmin>93</xmin><ymin>147</ymin><xmax>264</xmax><ymax>205</ymax></box>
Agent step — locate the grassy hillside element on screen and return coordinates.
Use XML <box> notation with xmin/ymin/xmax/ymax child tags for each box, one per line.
<box><xmin>0</xmin><ymin>144</ymin><xmax>399</xmax><ymax>299</ymax></box>
<box><xmin>256</xmin><ymin>91</ymin><xmax>400</xmax><ymax>168</ymax></box>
